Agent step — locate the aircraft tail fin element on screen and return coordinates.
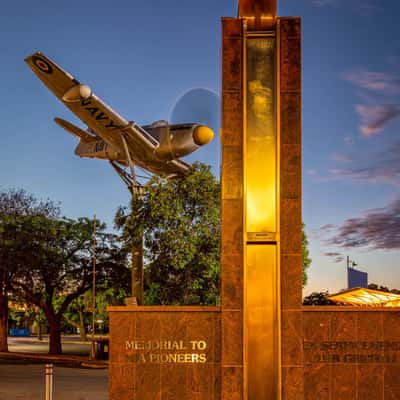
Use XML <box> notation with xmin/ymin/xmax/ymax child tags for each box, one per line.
<box><xmin>54</xmin><ymin>118</ymin><xmax>97</xmax><ymax>143</ymax></box>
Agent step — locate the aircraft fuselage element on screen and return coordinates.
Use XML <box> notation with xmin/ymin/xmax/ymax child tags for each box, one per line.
<box><xmin>75</xmin><ymin>140</ymin><xmax>123</xmax><ymax>162</ymax></box>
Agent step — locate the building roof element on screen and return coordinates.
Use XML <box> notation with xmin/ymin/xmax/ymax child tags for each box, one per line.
<box><xmin>327</xmin><ymin>287</ymin><xmax>400</xmax><ymax>307</ymax></box>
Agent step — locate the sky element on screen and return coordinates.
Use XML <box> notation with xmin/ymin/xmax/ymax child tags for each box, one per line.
<box><xmin>0</xmin><ymin>0</ymin><xmax>399</xmax><ymax>295</ymax></box>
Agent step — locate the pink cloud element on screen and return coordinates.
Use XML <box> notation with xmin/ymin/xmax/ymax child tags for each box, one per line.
<box><xmin>329</xmin><ymin>141</ymin><xmax>400</xmax><ymax>186</ymax></box>
<box><xmin>311</xmin><ymin>0</ymin><xmax>382</xmax><ymax>14</ymax></box>
<box><xmin>344</xmin><ymin>69</ymin><xmax>400</xmax><ymax>95</ymax></box>
<box><xmin>326</xmin><ymin>196</ymin><xmax>400</xmax><ymax>250</ymax></box>
<box><xmin>355</xmin><ymin>104</ymin><xmax>400</xmax><ymax>136</ymax></box>
<box><xmin>330</xmin><ymin>153</ymin><xmax>352</xmax><ymax>162</ymax></box>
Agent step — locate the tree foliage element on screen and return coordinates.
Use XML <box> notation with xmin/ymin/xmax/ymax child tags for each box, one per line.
<box><xmin>0</xmin><ymin>189</ymin><xmax>129</xmax><ymax>354</ymax></box>
<box><xmin>116</xmin><ymin>163</ymin><xmax>313</xmax><ymax>305</ymax></box>
<box><xmin>0</xmin><ymin>189</ymin><xmax>58</xmax><ymax>351</ymax></box>
<box><xmin>64</xmin><ymin>284</ymin><xmax>127</xmax><ymax>340</ymax></box>
<box><xmin>302</xmin><ymin>291</ymin><xmax>336</xmax><ymax>306</ymax></box>
<box><xmin>12</xmin><ymin>216</ymin><xmax>127</xmax><ymax>354</ymax></box>
<box><xmin>116</xmin><ymin>163</ymin><xmax>220</xmax><ymax>305</ymax></box>
<box><xmin>302</xmin><ymin>224</ymin><xmax>312</xmax><ymax>287</ymax></box>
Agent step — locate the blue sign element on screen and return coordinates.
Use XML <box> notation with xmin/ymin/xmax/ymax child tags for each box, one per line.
<box><xmin>348</xmin><ymin>267</ymin><xmax>368</xmax><ymax>289</ymax></box>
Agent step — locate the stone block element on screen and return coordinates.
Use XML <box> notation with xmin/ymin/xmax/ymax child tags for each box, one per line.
<box><xmin>384</xmin><ymin>365</ymin><xmax>400</xmax><ymax>399</ymax></box>
<box><xmin>281</xmin><ymin>144</ymin><xmax>301</xmax><ymax>200</ymax></box>
<box><xmin>383</xmin><ymin>312</ymin><xmax>400</xmax><ymax>341</ymax></box>
<box><xmin>221</xmin><ymin>145</ymin><xmax>243</xmax><ymax>200</ymax></box>
<box><xmin>222</xmin><ymin>37</ymin><xmax>242</xmax><ymax>91</ymax></box>
<box><xmin>281</xmin><ymin>310</ymin><xmax>303</xmax><ymax>366</ymax></box>
<box><xmin>221</xmin><ymin>253</ymin><xmax>243</xmax><ymax>310</ymax></box>
<box><xmin>357</xmin><ymin>365</ymin><xmax>383</xmax><ymax>400</ymax></box>
<box><xmin>331</xmin><ymin>365</ymin><xmax>356</xmax><ymax>400</ymax></box>
<box><xmin>280</xmin><ymin>93</ymin><xmax>301</xmax><ymax>145</ymax></box>
<box><xmin>221</xmin><ymin>310</ymin><xmax>243</xmax><ymax>366</ymax></box>
<box><xmin>303</xmin><ymin>312</ymin><xmax>330</xmax><ymax>342</ymax></box>
<box><xmin>282</xmin><ymin>366</ymin><xmax>304</xmax><ymax>400</ymax></box>
<box><xmin>222</xmin><ymin>92</ymin><xmax>243</xmax><ymax>147</ymax></box>
<box><xmin>280</xmin><ymin>198</ymin><xmax>302</xmax><ymax>254</ymax></box>
<box><xmin>281</xmin><ymin>254</ymin><xmax>302</xmax><ymax>309</ymax></box>
<box><xmin>330</xmin><ymin>311</ymin><xmax>357</xmax><ymax>341</ymax></box>
<box><xmin>135</xmin><ymin>364</ymin><xmax>161</xmax><ymax>400</ymax></box>
<box><xmin>357</xmin><ymin>311</ymin><xmax>383</xmax><ymax>341</ymax></box>
<box><xmin>221</xmin><ymin>366</ymin><xmax>243</xmax><ymax>400</ymax></box>
<box><xmin>221</xmin><ymin>199</ymin><xmax>243</xmax><ymax>256</ymax></box>
<box><xmin>304</xmin><ymin>364</ymin><xmax>329</xmax><ymax>400</ymax></box>
<box><xmin>160</xmin><ymin>365</ymin><xmax>188</xmax><ymax>399</ymax></box>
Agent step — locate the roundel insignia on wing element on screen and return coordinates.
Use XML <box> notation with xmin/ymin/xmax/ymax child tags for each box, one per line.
<box><xmin>32</xmin><ymin>56</ymin><xmax>53</xmax><ymax>74</ymax></box>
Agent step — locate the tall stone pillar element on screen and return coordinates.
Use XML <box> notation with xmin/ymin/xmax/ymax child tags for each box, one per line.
<box><xmin>278</xmin><ymin>17</ymin><xmax>304</xmax><ymax>400</ymax></box>
<box><xmin>221</xmin><ymin>17</ymin><xmax>246</xmax><ymax>400</ymax></box>
<box><xmin>220</xmin><ymin>3</ymin><xmax>303</xmax><ymax>398</ymax></box>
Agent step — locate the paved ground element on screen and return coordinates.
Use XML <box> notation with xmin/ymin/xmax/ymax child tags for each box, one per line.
<box><xmin>0</xmin><ymin>336</ymin><xmax>109</xmax><ymax>399</ymax></box>
<box><xmin>0</xmin><ymin>362</ymin><xmax>108</xmax><ymax>400</ymax></box>
<box><xmin>7</xmin><ymin>335</ymin><xmax>94</xmax><ymax>356</ymax></box>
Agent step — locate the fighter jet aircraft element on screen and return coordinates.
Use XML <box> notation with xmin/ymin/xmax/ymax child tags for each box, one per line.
<box><xmin>25</xmin><ymin>52</ymin><xmax>214</xmax><ymax>187</ymax></box>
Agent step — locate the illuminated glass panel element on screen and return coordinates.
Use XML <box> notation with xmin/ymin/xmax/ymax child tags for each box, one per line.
<box><xmin>246</xmin><ymin>36</ymin><xmax>277</xmax><ymax>236</ymax></box>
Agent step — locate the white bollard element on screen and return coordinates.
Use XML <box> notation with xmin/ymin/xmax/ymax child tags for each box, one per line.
<box><xmin>45</xmin><ymin>364</ymin><xmax>54</xmax><ymax>400</ymax></box>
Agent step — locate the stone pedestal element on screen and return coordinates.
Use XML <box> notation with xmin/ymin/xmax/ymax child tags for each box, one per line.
<box><xmin>108</xmin><ymin>306</ymin><xmax>221</xmax><ymax>400</ymax></box>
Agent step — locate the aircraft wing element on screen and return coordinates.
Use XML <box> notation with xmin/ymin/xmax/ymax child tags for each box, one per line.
<box><xmin>25</xmin><ymin>52</ymin><xmax>190</xmax><ymax>176</ymax></box>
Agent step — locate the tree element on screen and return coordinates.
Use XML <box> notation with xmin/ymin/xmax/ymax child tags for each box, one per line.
<box><xmin>93</xmin><ymin>284</ymin><xmax>128</xmax><ymax>332</ymax></box>
<box><xmin>302</xmin><ymin>224</ymin><xmax>312</xmax><ymax>287</ymax></box>
<box><xmin>64</xmin><ymin>284</ymin><xmax>128</xmax><ymax>339</ymax></box>
<box><xmin>116</xmin><ymin>163</ymin><xmax>312</xmax><ymax>304</ymax></box>
<box><xmin>116</xmin><ymin>163</ymin><xmax>220</xmax><ymax>305</ymax></box>
<box><xmin>63</xmin><ymin>293</ymin><xmax>92</xmax><ymax>341</ymax></box>
<box><xmin>12</xmin><ymin>215</ymin><xmax>127</xmax><ymax>354</ymax></box>
<box><xmin>368</xmin><ymin>283</ymin><xmax>400</xmax><ymax>294</ymax></box>
<box><xmin>0</xmin><ymin>189</ymin><xmax>58</xmax><ymax>352</ymax></box>
<box><xmin>302</xmin><ymin>291</ymin><xmax>336</xmax><ymax>306</ymax></box>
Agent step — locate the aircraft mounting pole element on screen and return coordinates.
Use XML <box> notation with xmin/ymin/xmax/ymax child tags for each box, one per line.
<box><xmin>130</xmin><ymin>184</ymin><xmax>144</xmax><ymax>305</ymax></box>
<box><xmin>116</xmin><ymin>136</ymin><xmax>145</xmax><ymax>306</ymax></box>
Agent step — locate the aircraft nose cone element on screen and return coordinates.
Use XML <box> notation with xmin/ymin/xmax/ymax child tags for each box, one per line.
<box><xmin>193</xmin><ymin>125</ymin><xmax>214</xmax><ymax>146</ymax></box>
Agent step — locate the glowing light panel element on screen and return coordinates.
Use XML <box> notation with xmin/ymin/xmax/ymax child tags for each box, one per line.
<box><xmin>245</xmin><ymin>37</ymin><xmax>277</xmax><ymax>236</ymax></box>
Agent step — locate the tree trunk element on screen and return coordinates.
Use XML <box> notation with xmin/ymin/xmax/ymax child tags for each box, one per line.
<box><xmin>0</xmin><ymin>292</ymin><xmax>8</xmax><ymax>352</ymax></box>
<box><xmin>38</xmin><ymin>320</ymin><xmax>43</xmax><ymax>341</ymax></box>
<box><xmin>78</xmin><ymin>310</ymin><xmax>87</xmax><ymax>341</ymax></box>
<box><xmin>48</xmin><ymin>314</ymin><xmax>62</xmax><ymax>355</ymax></box>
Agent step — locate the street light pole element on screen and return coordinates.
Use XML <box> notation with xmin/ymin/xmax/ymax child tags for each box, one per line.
<box><xmin>89</xmin><ymin>216</ymin><xmax>96</xmax><ymax>360</ymax></box>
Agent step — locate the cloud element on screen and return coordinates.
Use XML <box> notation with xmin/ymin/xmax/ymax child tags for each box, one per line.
<box><xmin>312</xmin><ymin>0</ymin><xmax>337</xmax><ymax>6</ymax></box>
<box><xmin>307</xmin><ymin>169</ymin><xmax>318</xmax><ymax>176</ymax></box>
<box><xmin>324</xmin><ymin>252</ymin><xmax>345</xmax><ymax>263</ymax></box>
<box><xmin>312</xmin><ymin>0</ymin><xmax>382</xmax><ymax>14</ymax></box>
<box><xmin>330</xmin><ymin>153</ymin><xmax>352</xmax><ymax>162</ymax></box>
<box><xmin>343</xmin><ymin>69</ymin><xmax>400</xmax><ymax>95</ymax></box>
<box><xmin>326</xmin><ymin>196</ymin><xmax>400</xmax><ymax>250</ymax></box>
<box><xmin>312</xmin><ymin>224</ymin><xmax>336</xmax><ymax>240</ymax></box>
<box><xmin>329</xmin><ymin>141</ymin><xmax>400</xmax><ymax>185</ymax></box>
<box><xmin>355</xmin><ymin>104</ymin><xmax>400</xmax><ymax>136</ymax></box>
<box><xmin>320</xmin><ymin>224</ymin><xmax>336</xmax><ymax>231</ymax></box>
<box><xmin>344</xmin><ymin>136</ymin><xmax>354</xmax><ymax>145</ymax></box>
<box><xmin>343</xmin><ymin>67</ymin><xmax>400</xmax><ymax>136</ymax></box>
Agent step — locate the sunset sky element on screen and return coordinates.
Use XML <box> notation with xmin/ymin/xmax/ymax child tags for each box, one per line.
<box><xmin>0</xmin><ymin>0</ymin><xmax>399</xmax><ymax>295</ymax></box>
